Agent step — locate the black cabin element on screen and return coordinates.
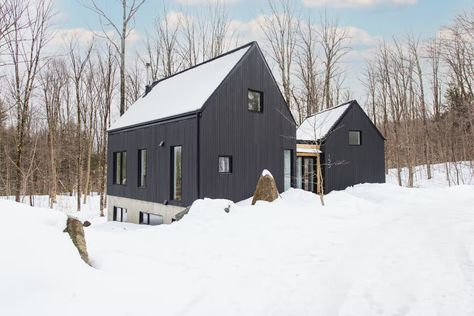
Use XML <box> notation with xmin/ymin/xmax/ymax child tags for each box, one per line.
<box><xmin>296</xmin><ymin>100</ymin><xmax>385</xmax><ymax>193</ymax></box>
<box><xmin>107</xmin><ymin>42</ymin><xmax>296</xmax><ymax>224</ymax></box>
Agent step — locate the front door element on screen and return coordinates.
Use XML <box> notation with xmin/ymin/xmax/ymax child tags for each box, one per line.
<box><xmin>296</xmin><ymin>156</ymin><xmax>316</xmax><ymax>192</ymax></box>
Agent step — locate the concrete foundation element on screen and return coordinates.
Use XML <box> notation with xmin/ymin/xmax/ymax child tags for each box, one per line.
<box><xmin>107</xmin><ymin>195</ymin><xmax>185</xmax><ymax>224</ymax></box>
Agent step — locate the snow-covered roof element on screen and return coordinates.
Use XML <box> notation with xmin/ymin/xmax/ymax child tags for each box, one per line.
<box><xmin>109</xmin><ymin>44</ymin><xmax>252</xmax><ymax>131</ymax></box>
<box><xmin>297</xmin><ymin>101</ymin><xmax>352</xmax><ymax>141</ymax></box>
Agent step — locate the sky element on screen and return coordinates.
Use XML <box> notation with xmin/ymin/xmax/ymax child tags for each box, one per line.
<box><xmin>51</xmin><ymin>0</ymin><xmax>474</xmax><ymax>102</ymax></box>
<box><xmin>55</xmin><ymin>0</ymin><xmax>473</xmax><ymax>41</ymax></box>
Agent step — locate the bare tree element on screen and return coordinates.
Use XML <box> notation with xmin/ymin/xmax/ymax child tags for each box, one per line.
<box><xmin>318</xmin><ymin>14</ymin><xmax>349</xmax><ymax>109</ymax></box>
<box><xmin>68</xmin><ymin>39</ymin><xmax>93</xmax><ymax>211</ymax></box>
<box><xmin>409</xmin><ymin>36</ymin><xmax>432</xmax><ymax>179</ymax></box>
<box><xmin>294</xmin><ymin>14</ymin><xmax>321</xmax><ymax>121</ymax></box>
<box><xmin>97</xmin><ymin>45</ymin><xmax>117</xmax><ymax>215</ymax></box>
<box><xmin>155</xmin><ymin>5</ymin><xmax>181</xmax><ymax>77</ymax></box>
<box><xmin>40</xmin><ymin>59</ymin><xmax>68</xmax><ymax>207</ymax></box>
<box><xmin>85</xmin><ymin>0</ymin><xmax>145</xmax><ymax>115</ymax></box>
<box><xmin>5</xmin><ymin>0</ymin><xmax>53</xmax><ymax>202</ymax></box>
<box><xmin>259</xmin><ymin>0</ymin><xmax>298</xmax><ymax>109</ymax></box>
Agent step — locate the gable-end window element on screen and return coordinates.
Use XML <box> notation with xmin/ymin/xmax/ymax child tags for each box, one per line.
<box><xmin>218</xmin><ymin>156</ymin><xmax>232</xmax><ymax>173</ymax></box>
<box><xmin>139</xmin><ymin>212</ymin><xmax>163</xmax><ymax>225</ymax></box>
<box><xmin>113</xmin><ymin>207</ymin><xmax>127</xmax><ymax>222</ymax></box>
<box><xmin>248</xmin><ymin>89</ymin><xmax>263</xmax><ymax>112</ymax></box>
<box><xmin>171</xmin><ymin>146</ymin><xmax>182</xmax><ymax>201</ymax></box>
<box><xmin>349</xmin><ymin>131</ymin><xmax>361</xmax><ymax>146</ymax></box>
<box><xmin>113</xmin><ymin>151</ymin><xmax>127</xmax><ymax>185</ymax></box>
<box><xmin>138</xmin><ymin>149</ymin><xmax>147</xmax><ymax>187</ymax></box>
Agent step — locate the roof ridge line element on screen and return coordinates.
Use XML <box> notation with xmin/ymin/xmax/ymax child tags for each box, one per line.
<box><xmin>144</xmin><ymin>41</ymin><xmax>256</xmax><ymax>96</ymax></box>
<box><xmin>306</xmin><ymin>100</ymin><xmax>355</xmax><ymax>119</ymax></box>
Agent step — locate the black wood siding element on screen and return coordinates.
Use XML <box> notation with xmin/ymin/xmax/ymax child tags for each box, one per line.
<box><xmin>321</xmin><ymin>102</ymin><xmax>385</xmax><ymax>192</ymax></box>
<box><xmin>107</xmin><ymin>116</ymin><xmax>198</xmax><ymax>207</ymax></box>
<box><xmin>199</xmin><ymin>45</ymin><xmax>296</xmax><ymax>201</ymax></box>
<box><xmin>107</xmin><ymin>42</ymin><xmax>296</xmax><ymax>205</ymax></box>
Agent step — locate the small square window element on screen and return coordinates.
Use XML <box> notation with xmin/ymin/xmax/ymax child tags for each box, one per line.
<box><xmin>349</xmin><ymin>131</ymin><xmax>361</xmax><ymax>146</ymax></box>
<box><xmin>219</xmin><ymin>156</ymin><xmax>232</xmax><ymax>173</ymax></box>
<box><xmin>248</xmin><ymin>89</ymin><xmax>263</xmax><ymax>112</ymax></box>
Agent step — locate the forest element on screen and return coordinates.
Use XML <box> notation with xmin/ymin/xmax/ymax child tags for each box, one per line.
<box><xmin>0</xmin><ymin>0</ymin><xmax>472</xmax><ymax>211</ymax></box>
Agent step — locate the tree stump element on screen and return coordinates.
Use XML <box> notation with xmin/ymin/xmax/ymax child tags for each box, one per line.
<box><xmin>64</xmin><ymin>217</ymin><xmax>91</xmax><ymax>266</ymax></box>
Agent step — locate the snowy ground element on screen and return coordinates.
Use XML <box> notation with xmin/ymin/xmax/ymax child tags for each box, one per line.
<box><xmin>387</xmin><ymin>161</ymin><xmax>473</xmax><ymax>188</ymax></box>
<box><xmin>0</xmin><ymin>163</ymin><xmax>473</xmax><ymax>315</ymax></box>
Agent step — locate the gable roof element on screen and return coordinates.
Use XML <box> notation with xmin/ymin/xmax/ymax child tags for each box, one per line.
<box><xmin>297</xmin><ymin>101</ymin><xmax>353</xmax><ymax>141</ymax></box>
<box><xmin>297</xmin><ymin>100</ymin><xmax>386</xmax><ymax>142</ymax></box>
<box><xmin>109</xmin><ymin>42</ymin><xmax>254</xmax><ymax>131</ymax></box>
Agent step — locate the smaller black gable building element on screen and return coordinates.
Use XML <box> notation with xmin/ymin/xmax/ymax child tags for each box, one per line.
<box><xmin>107</xmin><ymin>42</ymin><xmax>296</xmax><ymax>224</ymax></box>
<box><xmin>296</xmin><ymin>100</ymin><xmax>385</xmax><ymax>193</ymax></box>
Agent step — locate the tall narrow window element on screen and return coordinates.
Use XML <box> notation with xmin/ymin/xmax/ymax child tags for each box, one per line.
<box><xmin>349</xmin><ymin>130</ymin><xmax>361</xmax><ymax>146</ymax></box>
<box><xmin>138</xmin><ymin>149</ymin><xmax>147</xmax><ymax>187</ymax></box>
<box><xmin>171</xmin><ymin>146</ymin><xmax>182</xmax><ymax>201</ymax></box>
<box><xmin>248</xmin><ymin>89</ymin><xmax>263</xmax><ymax>112</ymax></box>
<box><xmin>218</xmin><ymin>156</ymin><xmax>232</xmax><ymax>173</ymax></box>
<box><xmin>296</xmin><ymin>157</ymin><xmax>302</xmax><ymax>189</ymax></box>
<box><xmin>303</xmin><ymin>157</ymin><xmax>315</xmax><ymax>192</ymax></box>
<box><xmin>284</xmin><ymin>150</ymin><xmax>292</xmax><ymax>191</ymax></box>
<box><xmin>113</xmin><ymin>151</ymin><xmax>127</xmax><ymax>185</ymax></box>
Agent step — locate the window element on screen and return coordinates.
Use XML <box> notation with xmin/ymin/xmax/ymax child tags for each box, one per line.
<box><xmin>349</xmin><ymin>131</ymin><xmax>361</xmax><ymax>146</ymax></box>
<box><xmin>138</xmin><ymin>149</ymin><xmax>147</xmax><ymax>187</ymax></box>
<box><xmin>113</xmin><ymin>207</ymin><xmax>127</xmax><ymax>222</ymax></box>
<box><xmin>139</xmin><ymin>212</ymin><xmax>163</xmax><ymax>225</ymax></box>
<box><xmin>218</xmin><ymin>156</ymin><xmax>232</xmax><ymax>173</ymax></box>
<box><xmin>303</xmin><ymin>157</ymin><xmax>315</xmax><ymax>192</ymax></box>
<box><xmin>113</xmin><ymin>151</ymin><xmax>127</xmax><ymax>185</ymax></box>
<box><xmin>171</xmin><ymin>146</ymin><xmax>182</xmax><ymax>201</ymax></box>
<box><xmin>284</xmin><ymin>150</ymin><xmax>292</xmax><ymax>191</ymax></box>
<box><xmin>248</xmin><ymin>89</ymin><xmax>263</xmax><ymax>112</ymax></box>
<box><xmin>296</xmin><ymin>157</ymin><xmax>303</xmax><ymax>189</ymax></box>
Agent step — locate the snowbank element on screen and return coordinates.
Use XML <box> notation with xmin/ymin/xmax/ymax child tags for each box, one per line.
<box><xmin>1</xmin><ymin>181</ymin><xmax>474</xmax><ymax>315</ymax></box>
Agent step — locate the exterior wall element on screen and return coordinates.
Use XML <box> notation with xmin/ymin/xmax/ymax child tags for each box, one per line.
<box><xmin>322</xmin><ymin>103</ymin><xmax>385</xmax><ymax>192</ymax></box>
<box><xmin>199</xmin><ymin>45</ymin><xmax>297</xmax><ymax>201</ymax></box>
<box><xmin>107</xmin><ymin>195</ymin><xmax>184</xmax><ymax>224</ymax></box>
<box><xmin>107</xmin><ymin>115</ymin><xmax>198</xmax><ymax>208</ymax></box>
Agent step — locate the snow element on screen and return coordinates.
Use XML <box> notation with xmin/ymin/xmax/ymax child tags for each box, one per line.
<box><xmin>297</xmin><ymin>102</ymin><xmax>351</xmax><ymax>141</ymax></box>
<box><xmin>109</xmin><ymin>45</ymin><xmax>251</xmax><ymax>131</ymax></box>
<box><xmin>261</xmin><ymin>169</ymin><xmax>273</xmax><ymax>177</ymax></box>
<box><xmin>387</xmin><ymin>161</ymin><xmax>473</xmax><ymax>188</ymax></box>
<box><xmin>1</xmin><ymin>164</ymin><xmax>474</xmax><ymax>315</ymax></box>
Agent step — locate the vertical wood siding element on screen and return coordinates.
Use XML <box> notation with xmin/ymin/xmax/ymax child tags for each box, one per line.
<box><xmin>199</xmin><ymin>45</ymin><xmax>296</xmax><ymax>201</ymax></box>
<box><xmin>107</xmin><ymin>116</ymin><xmax>198</xmax><ymax>207</ymax></box>
<box><xmin>322</xmin><ymin>102</ymin><xmax>385</xmax><ymax>193</ymax></box>
<box><xmin>107</xmin><ymin>43</ymin><xmax>296</xmax><ymax>206</ymax></box>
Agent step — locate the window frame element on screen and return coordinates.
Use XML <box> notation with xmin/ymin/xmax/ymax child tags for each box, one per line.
<box><xmin>113</xmin><ymin>206</ymin><xmax>128</xmax><ymax>222</ymax></box>
<box><xmin>283</xmin><ymin>149</ymin><xmax>293</xmax><ymax>191</ymax></box>
<box><xmin>171</xmin><ymin>146</ymin><xmax>183</xmax><ymax>201</ymax></box>
<box><xmin>113</xmin><ymin>151</ymin><xmax>127</xmax><ymax>185</ymax></box>
<box><xmin>247</xmin><ymin>89</ymin><xmax>263</xmax><ymax>113</ymax></box>
<box><xmin>137</xmin><ymin>149</ymin><xmax>147</xmax><ymax>188</ymax></box>
<box><xmin>348</xmin><ymin>130</ymin><xmax>362</xmax><ymax>146</ymax></box>
<box><xmin>139</xmin><ymin>211</ymin><xmax>163</xmax><ymax>225</ymax></box>
<box><xmin>218</xmin><ymin>155</ymin><xmax>232</xmax><ymax>174</ymax></box>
